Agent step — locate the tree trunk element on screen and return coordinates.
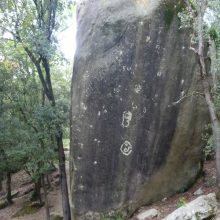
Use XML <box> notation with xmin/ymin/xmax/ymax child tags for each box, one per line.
<box><xmin>0</xmin><ymin>174</ymin><xmax>3</xmax><ymax>192</ymax></box>
<box><xmin>56</xmin><ymin>131</ymin><xmax>71</xmax><ymax>220</ymax></box>
<box><xmin>33</xmin><ymin>178</ymin><xmax>42</xmax><ymax>204</ymax></box>
<box><xmin>42</xmin><ymin>175</ymin><xmax>50</xmax><ymax>220</ymax></box>
<box><xmin>210</xmin><ymin>38</ymin><xmax>217</xmax><ymax>91</ymax></box>
<box><xmin>203</xmin><ymin>84</ymin><xmax>220</xmax><ymax>187</ymax></box>
<box><xmin>6</xmin><ymin>172</ymin><xmax>12</xmax><ymax>204</ymax></box>
<box><xmin>46</xmin><ymin>174</ymin><xmax>51</xmax><ymax>189</ymax></box>
<box><xmin>41</xmin><ymin>56</ymin><xmax>71</xmax><ymax>220</ymax></box>
<box><xmin>196</xmin><ymin>0</ymin><xmax>220</xmax><ymax>188</ymax></box>
<box><xmin>16</xmin><ymin>3</ymin><xmax>71</xmax><ymax>218</ymax></box>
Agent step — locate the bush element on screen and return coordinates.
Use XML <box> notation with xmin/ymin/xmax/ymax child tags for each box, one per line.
<box><xmin>177</xmin><ymin>197</ymin><xmax>186</xmax><ymax>208</ymax></box>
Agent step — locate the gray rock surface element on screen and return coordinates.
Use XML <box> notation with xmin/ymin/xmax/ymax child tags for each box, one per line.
<box><xmin>193</xmin><ymin>188</ymin><xmax>204</xmax><ymax>196</ymax></box>
<box><xmin>50</xmin><ymin>212</ymin><xmax>63</xmax><ymax>220</ymax></box>
<box><xmin>50</xmin><ymin>213</ymin><xmax>63</xmax><ymax>220</ymax></box>
<box><xmin>136</xmin><ymin>208</ymin><xmax>160</xmax><ymax>220</ymax></box>
<box><xmin>163</xmin><ymin>193</ymin><xmax>217</xmax><ymax>220</ymax></box>
<box><xmin>70</xmin><ymin>0</ymin><xmax>208</xmax><ymax>218</ymax></box>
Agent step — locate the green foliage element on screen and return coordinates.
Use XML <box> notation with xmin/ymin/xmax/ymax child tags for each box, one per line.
<box><xmin>163</xmin><ymin>0</ymin><xmax>185</xmax><ymax>27</ymax></box>
<box><xmin>0</xmin><ymin>0</ymin><xmax>72</xmax><ymax>185</ymax></box>
<box><xmin>215</xmin><ymin>191</ymin><xmax>220</xmax><ymax>201</ymax></box>
<box><xmin>178</xmin><ymin>0</ymin><xmax>220</xmax><ymax>46</ymax></box>
<box><xmin>178</xmin><ymin>3</ymin><xmax>195</xmax><ymax>30</ymax></box>
<box><xmin>189</xmin><ymin>0</ymin><xmax>196</xmax><ymax>9</ymax></box>
<box><xmin>209</xmin><ymin>27</ymin><xmax>219</xmax><ymax>41</ymax></box>
<box><xmin>214</xmin><ymin>84</ymin><xmax>220</xmax><ymax>113</ymax></box>
<box><xmin>204</xmin><ymin>135</ymin><xmax>215</xmax><ymax>160</ymax></box>
<box><xmin>0</xmin><ymin>56</ymin><xmax>56</xmax><ymax>182</ymax></box>
<box><xmin>63</xmin><ymin>139</ymin><xmax>70</xmax><ymax>150</ymax></box>
<box><xmin>202</xmin><ymin>124</ymin><xmax>215</xmax><ymax>160</ymax></box>
<box><xmin>51</xmin><ymin>215</ymin><xmax>63</xmax><ymax>220</ymax></box>
<box><xmin>177</xmin><ymin>197</ymin><xmax>186</xmax><ymax>208</ymax></box>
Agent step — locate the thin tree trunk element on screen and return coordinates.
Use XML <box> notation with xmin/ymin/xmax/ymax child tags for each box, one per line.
<box><xmin>6</xmin><ymin>172</ymin><xmax>12</xmax><ymax>204</ymax></box>
<box><xmin>40</xmin><ymin>55</ymin><xmax>71</xmax><ymax>220</ymax></box>
<box><xmin>203</xmin><ymin>84</ymin><xmax>220</xmax><ymax>187</ymax></box>
<box><xmin>196</xmin><ymin>0</ymin><xmax>220</xmax><ymax>188</ymax></box>
<box><xmin>33</xmin><ymin>178</ymin><xmax>42</xmax><ymax>204</ymax></box>
<box><xmin>46</xmin><ymin>174</ymin><xmax>51</xmax><ymax>189</ymax></box>
<box><xmin>56</xmin><ymin>131</ymin><xmax>71</xmax><ymax>220</ymax></box>
<box><xmin>15</xmin><ymin>2</ymin><xmax>71</xmax><ymax>219</ymax></box>
<box><xmin>42</xmin><ymin>175</ymin><xmax>50</xmax><ymax>220</ymax></box>
<box><xmin>210</xmin><ymin>38</ymin><xmax>217</xmax><ymax>90</ymax></box>
<box><xmin>0</xmin><ymin>174</ymin><xmax>3</xmax><ymax>191</ymax></box>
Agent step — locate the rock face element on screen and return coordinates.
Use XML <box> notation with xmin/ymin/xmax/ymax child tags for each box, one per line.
<box><xmin>136</xmin><ymin>208</ymin><xmax>160</xmax><ymax>220</ymax></box>
<box><xmin>70</xmin><ymin>0</ymin><xmax>208</xmax><ymax>218</ymax></box>
<box><xmin>163</xmin><ymin>193</ymin><xmax>218</xmax><ymax>220</ymax></box>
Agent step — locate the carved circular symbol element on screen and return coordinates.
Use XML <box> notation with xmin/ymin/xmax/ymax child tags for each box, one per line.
<box><xmin>120</xmin><ymin>141</ymin><xmax>132</xmax><ymax>156</ymax></box>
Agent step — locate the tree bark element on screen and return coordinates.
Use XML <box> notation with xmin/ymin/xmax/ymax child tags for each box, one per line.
<box><xmin>46</xmin><ymin>174</ymin><xmax>51</xmax><ymax>189</ymax></box>
<box><xmin>56</xmin><ymin>131</ymin><xmax>71</xmax><ymax>220</ymax></box>
<box><xmin>210</xmin><ymin>39</ymin><xmax>217</xmax><ymax>90</ymax></box>
<box><xmin>33</xmin><ymin>178</ymin><xmax>42</xmax><ymax>204</ymax></box>
<box><xmin>42</xmin><ymin>175</ymin><xmax>50</xmax><ymax>220</ymax></box>
<box><xmin>203</xmin><ymin>83</ymin><xmax>220</xmax><ymax>187</ymax></box>
<box><xmin>6</xmin><ymin>172</ymin><xmax>12</xmax><ymax>204</ymax></box>
<box><xmin>0</xmin><ymin>174</ymin><xmax>3</xmax><ymax>192</ymax></box>
<box><xmin>196</xmin><ymin>0</ymin><xmax>220</xmax><ymax>188</ymax></box>
<box><xmin>34</xmin><ymin>59</ymin><xmax>71</xmax><ymax>220</ymax></box>
<box><xmin>41</xmin><ymin>54</ymin><xmax>71</xmax><ymax>220</ymax></box>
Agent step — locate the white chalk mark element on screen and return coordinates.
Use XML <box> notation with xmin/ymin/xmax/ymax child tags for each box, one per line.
<box><xmin>122</xmin><ymin>111</ymin><xmax>132</xmax><ymax>128</ymax></box>
<box><xmin>146</xmin><ymin>36</ymin><xmax>151</xmax><ymax>43</ymax></box>
<box><xmin>81</xmin><ymin>102</ymin><xmax>87</xmax><ymax>111</ymax></box>
<box><xmin>134</xmin><ymin>84</ymin><xmax>142</xmax><ymax>94</ymax></box>
<box><xmin>132</xmin><ymin>104</ymin><xmax>138</xmax><ymax>110</ymax></box>
<box><xmin>78</xmin><ymin>185</ymin><xmax>84</xmax><ymax>190</ymax></box>
<box><xmin>157</xmin><ymin>71</ymin><xmax>162</xmax><ymax>77</ymax></box>
<box><xmin>120</xmin><ymin>141</ymin><xmax>132</xmax><ymax>156</ymax></box>
<box><xmin>181</xmin><ymin>91</ymin><xmax>185</xmax><ymax>97</ymax></box>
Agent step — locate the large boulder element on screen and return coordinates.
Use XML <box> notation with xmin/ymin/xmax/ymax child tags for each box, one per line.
<box><xmin>70</xmin><ymin>0</ymin><xmax>208</xmax><ymax>218</ymax></box>
<box><xmin>163</xmin><ymin>193</ymin><xmax>218</xmax><ymax>220</ymax></box>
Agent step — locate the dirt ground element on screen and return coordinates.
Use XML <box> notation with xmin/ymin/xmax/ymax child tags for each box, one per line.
<box><xmin>0</xmin><ymin>169</ymin><xmax>63</xmax><ymax>220</ymax></box>
<box><xmin>0</xmin><ymin>158</ymin><xmax>218</xmax><ymax>220</ymax></box>
<box><xmin>131</xmin><ymin>159</ymin><xmax>218</xmax><ymax>219</ymax></box>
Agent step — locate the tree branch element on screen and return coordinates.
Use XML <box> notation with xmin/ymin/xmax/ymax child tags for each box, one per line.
<box><xmin>168</xmin><ymin>91</ymin><xmax>204</xmax><ymax>107</ymax></box>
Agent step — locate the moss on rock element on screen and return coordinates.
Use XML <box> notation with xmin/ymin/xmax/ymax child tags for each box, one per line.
<box><xmin>51</xmin><ymin>215</ymin><xmax>63</xmax><ymax>220</ymax></box>
<box><xmin>215</xmin><ymin>191</ymin><xmax>220</xmax><ymax>201</ymax></box>
<box><xmin>0</xmin><ymin>200</ymin><xmax>9</xmax><ymax>210</ymax></box>
<box><xmin>163</xmin><ymin>0</ymin><xmax>185</xmax><ymax>27</ymax></box>
<box><xmin>12</xmin><ymin>202</ymin><xmax>43</xmax><ymax>218</ymax></box>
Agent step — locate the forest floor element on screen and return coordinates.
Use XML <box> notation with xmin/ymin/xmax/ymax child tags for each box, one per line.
<box><xmin>0</xmin><ymin>150</ymin><xmax>69</xmax><ymax>220</ymax></box>
<box><xmin>0</xmin><ymin>153</ymin><xmax>218</xmax><ymax>220</ymax></box>
<box><xmin>0</xmin><ymin>170</ymin><xmax>63</xmax><ymax>220</ymax></box>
